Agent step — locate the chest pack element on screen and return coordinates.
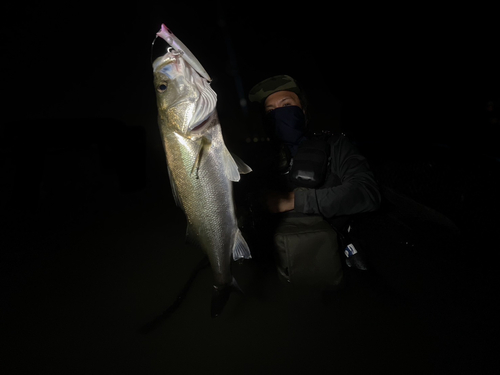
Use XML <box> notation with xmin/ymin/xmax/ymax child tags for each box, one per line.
<box><xmin>289</xmin><ymin>133</ymin><xmax>332</xmax><ymax>188</ymax></box>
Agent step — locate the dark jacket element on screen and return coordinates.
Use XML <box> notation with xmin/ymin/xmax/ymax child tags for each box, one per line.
<box><xmin>293</xmin><ymin>134</ymin><xmax>381</xmax><ymax>218</ymax></box>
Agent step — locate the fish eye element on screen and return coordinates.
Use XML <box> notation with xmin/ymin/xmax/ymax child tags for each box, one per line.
<box><xmin>157</xmin><ymin>83</ymin><xmax>168</xmax><ymax>92</ymax></box>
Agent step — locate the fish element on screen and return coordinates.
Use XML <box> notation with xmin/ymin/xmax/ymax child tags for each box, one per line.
<box><xmin>152</xmin><ymin>24</ymin><xmax>252</xmax><ymax>317</ymax></box>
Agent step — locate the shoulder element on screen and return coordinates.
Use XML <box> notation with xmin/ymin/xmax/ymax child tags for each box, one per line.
<box><xmin>309</xmin><ymin>131</ymin><xmax>361</xmax><ymax>156</ymax></box>
<box><xmin>327</xmin><ymin>132</ymin><xmax>358</xmax><ymax>151</ymax></box>
<box><xmin>327</xmin><ymin>133</ymin><xmax>369</xmax><ymax>166</ymax></box>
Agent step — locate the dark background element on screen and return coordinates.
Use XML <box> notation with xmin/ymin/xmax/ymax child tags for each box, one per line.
<box><xmin>3</xmin><ymin>2</ymin><xmax>499</xmax><ymax>146</ymax></box>
<box><xmin>1</xmin><ymin>2</ymin><xmax>499</xmax><ymax>374</ymax></box>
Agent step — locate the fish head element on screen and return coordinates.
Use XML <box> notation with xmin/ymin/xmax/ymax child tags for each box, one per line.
<box><xmin>152</xmin><ymin>25</ymin><xmax>216</xmax><ymax>137</ymax></box>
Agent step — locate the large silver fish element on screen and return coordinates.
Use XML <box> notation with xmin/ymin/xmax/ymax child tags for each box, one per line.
<box><xmin>152</xmin><ymin>24</ymin><xmax>252</xmax><ymax>317</ymax></box>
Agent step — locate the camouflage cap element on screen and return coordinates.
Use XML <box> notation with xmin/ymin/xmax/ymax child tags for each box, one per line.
<box><xmin>248</xmin><ymin>75</ymin><xmax>302</xmax><ymax>104</ymax></box>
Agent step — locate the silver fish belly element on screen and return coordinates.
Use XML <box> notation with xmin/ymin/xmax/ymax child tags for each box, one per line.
<box><xmin>162</xmin><ymin>114</ymin><xmax>249</xmax><ymax>286</ymax></box>
<box><xmin>152</xmin><ymin>25</ymin><xmax>251</xmax><ymax>307</ymax></box>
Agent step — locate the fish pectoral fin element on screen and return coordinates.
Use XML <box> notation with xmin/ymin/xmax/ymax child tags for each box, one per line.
<box><xmin>190</xmin><ymin>137</ymin><xmax>211</xmax><ymax>178</ymax></box>
<box><xmin>231</xmin><ymin>153</ymin><xmax>252</xmax><ymax>174</ymax></box>
<box><xmin>232</xmin><ymin>230</ymin><xmax>252</xmax><ymax>261</ymax></box>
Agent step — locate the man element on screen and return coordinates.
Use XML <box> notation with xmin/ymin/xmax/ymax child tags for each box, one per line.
<box><xmin>248</xmin><ymin>75</ymin><xmax>381</xmax><ymax>219</ymax></box>
<box><xmin>242</xmin><ymin>75</ymin><xmax>381</xmax><ymax>286</ymax></box>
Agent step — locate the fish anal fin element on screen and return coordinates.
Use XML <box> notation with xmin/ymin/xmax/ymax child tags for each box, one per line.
<box><xmin>223</xmin><ymin>147</ymin><xmax>242</xmax><ymax>182</ymax></box>
<box><xmin>232</xmin><ymin>230</ymin><xmax>251</xmax><ymax>261</ymax></box>
<box><xmin>231</xmin><ymin>153</ymin><xmax>252</xmax><ymax>174</ymax></box>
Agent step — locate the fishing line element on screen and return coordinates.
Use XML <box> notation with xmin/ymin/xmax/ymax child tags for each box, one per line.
<box><xmin>150</xmin><ymin>35</ymin><xmax>159</xmax><ymax>65</ymax></box>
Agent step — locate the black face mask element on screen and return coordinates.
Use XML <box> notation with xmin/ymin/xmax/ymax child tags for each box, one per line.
<box><xmin>265</xmin><ymin>106</ymin><xmax>307</xmax><ymax>156</ymax></box>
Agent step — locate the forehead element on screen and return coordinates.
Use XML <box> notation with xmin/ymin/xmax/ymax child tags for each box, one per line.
<box><xmin>264</xmin><ymin>90</ymin><xmax>301</xmax><ymax>107</ymax></box>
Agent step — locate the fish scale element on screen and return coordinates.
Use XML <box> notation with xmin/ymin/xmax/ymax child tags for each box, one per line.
<box><xmin>164</xmin><ymin>123</ymin><xmax>235</xmax><ymax>285</ymax></box>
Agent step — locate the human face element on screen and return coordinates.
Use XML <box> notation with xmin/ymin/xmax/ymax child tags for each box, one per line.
<box><xmin>264</xmin><ymin>91</ymin><xmax>302</xmax><ymax>114</ymax></box>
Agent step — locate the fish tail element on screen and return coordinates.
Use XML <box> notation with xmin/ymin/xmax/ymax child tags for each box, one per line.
<box><xmin>232</xmin><ymin>230</ymin><xmax>252</xmax><ymax>261</ymax></box>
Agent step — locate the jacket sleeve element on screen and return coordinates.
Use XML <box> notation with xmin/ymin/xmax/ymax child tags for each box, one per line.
<box><xmin>294</xmin><ymin>135</ymin><xmax>381</xmax><ymax>218</ymax></box>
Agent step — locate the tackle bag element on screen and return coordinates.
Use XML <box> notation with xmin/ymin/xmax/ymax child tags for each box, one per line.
<box><xmin>273</xmin><ymin>213</ymin><xmax>343</xmax><ymax>290</ymax></box>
